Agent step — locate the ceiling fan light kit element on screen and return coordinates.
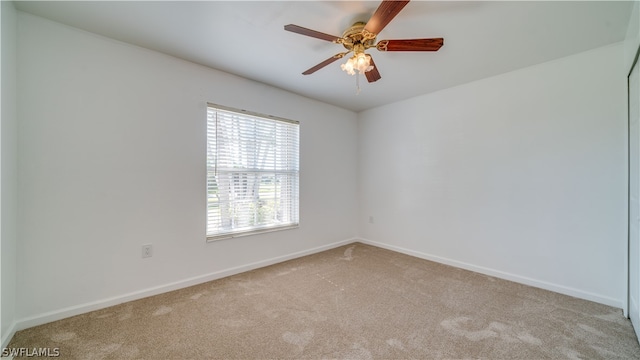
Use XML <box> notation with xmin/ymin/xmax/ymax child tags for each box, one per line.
<box><xmin>339</xmin><ymin>23</ymin><xmax>374</xmax><ymax>77</ymax></box>
<box><xmin>284</xmin><ymin>0</ymin><xmax>443</xmax><ymax>92</ymax></box>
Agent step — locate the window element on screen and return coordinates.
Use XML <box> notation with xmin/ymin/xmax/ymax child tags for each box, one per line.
<box><xmin>206</xmin><ymin>103</ymin><xmax>299</xmax><ymax>240</ymax></box>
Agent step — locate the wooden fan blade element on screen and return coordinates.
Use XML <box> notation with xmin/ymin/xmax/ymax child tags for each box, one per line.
<box><xmin>284</xmin><ymin>24</ymin><xmax>341</xmax><ymax>42</ymax></box>
<box><xmin>363</xmin><ymin>0</ymin><xmax>410</xmax><ymax>36</ymax></box>
<box><xmin>365</xmin><ymin>56</ymin><xmax>381</xmax><ymax>83</ymax></box>
<box><xmin>302</xmin><ymin>52</ymin><xmax>349</xmax><ymax>75</ymax></box>
<box><xmin>377</xmin><ymin>38</ymin><xmax>444</xmax><ymax>52</ymax></box>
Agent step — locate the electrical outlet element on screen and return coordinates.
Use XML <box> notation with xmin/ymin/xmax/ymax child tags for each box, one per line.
<box><xmin>142</xmin><ymin>244</ymin><xmax>153</xmax><ymax>258</ymax></box>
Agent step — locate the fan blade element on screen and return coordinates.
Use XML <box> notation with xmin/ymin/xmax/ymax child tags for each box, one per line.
<box><xmin>363</xmin><ymin>0</ymin><xmax>410</xmax><ymax>36</ymax></box>
<box><xmin>376</xmin><ymin>38</ymin><xmax>444</xmax><ymax>52</ymax></box>
<box><xmin>365</xmin><ymin>56</ymin><xmax>381</xmax><ymax>83</ymax></box>
<box><xmin>302</xmin><ymin>52</ymin><xmax>349</xmax><ymax>75</ymax></box>
<box><xmin>284</xmin><ymin>24</ymin><xmax>341</xmax><ymax>42</ymax></box>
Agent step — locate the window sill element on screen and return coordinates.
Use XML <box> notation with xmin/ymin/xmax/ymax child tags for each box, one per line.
<box><xmin>206</xmin><ymin>224</ymin><xmax>299</xmax><ymax>242</ymax></box>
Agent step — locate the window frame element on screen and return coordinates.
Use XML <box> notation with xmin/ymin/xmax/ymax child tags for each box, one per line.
<box><xmin>206</xmin><ymin>103</ymin><xmax>300</xmax><ymax>242</ymax></box>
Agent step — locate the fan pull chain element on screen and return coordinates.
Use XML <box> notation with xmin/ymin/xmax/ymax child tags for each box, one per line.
<box><xmin>356</xmin><ymin>73</ymin><xmax>361</xmax><ymax>95</ymax></box>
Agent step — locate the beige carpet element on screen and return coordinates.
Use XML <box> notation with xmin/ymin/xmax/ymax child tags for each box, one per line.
<box><xmin>7</xmin><ymin>243</ymin><xmax>640</xmax><ymax>359</ymax></box>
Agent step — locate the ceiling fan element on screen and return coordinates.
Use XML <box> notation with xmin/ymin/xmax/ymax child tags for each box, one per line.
<box><xmin>284</xmin><ymin>0</ymin><xmax>444</xmax><ymax>84</ymax></box>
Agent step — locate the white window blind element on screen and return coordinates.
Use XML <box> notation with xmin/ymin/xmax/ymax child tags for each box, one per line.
<box><xmin>206</xmin><ymin>104</ymin><xmax>299</xmax><ymax>240</ymax></box>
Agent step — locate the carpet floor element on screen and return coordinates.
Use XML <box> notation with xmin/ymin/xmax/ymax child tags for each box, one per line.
<box><xmin>7</xmin><ymin>242</ymin><xmax>640</xmax><ymax>359</ymax></box>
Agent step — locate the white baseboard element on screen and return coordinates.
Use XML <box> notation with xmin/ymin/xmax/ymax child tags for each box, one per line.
<box><xmin>1</xmin><ymin>320</ymin><xmax>17</xmax><ymax>352</ymax></box>
<box><xmin>11</xmin><ymin>237</ymin><xmax>623</xmax><ymax>343</ymax></box>
<box><xmin>13</xmin><ymin>238</ymin><xmax>358</xmax><ymax>333</ymax></box>
<box><xmin>357</xmin><ymin>238</ymin><xmax>623</xmax><ymax>309</ymax></box>
<box><xmin>630</xmin><ymin>294</ymin><xmax>640</xmax><ymax>341</ymax></box>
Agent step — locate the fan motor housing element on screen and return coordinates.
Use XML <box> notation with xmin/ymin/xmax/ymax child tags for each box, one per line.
<box><xmin>342</xmin><ymin>22</ymin><xmax>376</xmax><ymax>50</ymax></box>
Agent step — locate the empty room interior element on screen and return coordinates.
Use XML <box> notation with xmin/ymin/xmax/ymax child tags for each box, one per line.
<box><xmin>2</xmin><ymin>0</ymin><xmax>640</xmax><ymax>358</ymax></box>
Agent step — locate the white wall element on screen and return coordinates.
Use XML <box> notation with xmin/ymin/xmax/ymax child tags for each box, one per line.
<box><xmin>358</xmin><ymin>43</ymin><xmax>627</xmax><ymax>307</ymax></box>
<box><xmin>625</xmin><ymin>1</ymin><xmax>639</xmax><ymax>74</ymax></box>
<box><xmin>1</xmin><ymin>0</ymin><xmax>19</xmax><ymax>348</ymax></box>
<box><xmin>625</xmin><ymin>0</ymin><xmax>640</xmax><ymax>336</ymax></box>
<box><xmin>16</xmin><ymin>12</ymin><xmax>358</xmax><ymax>326</ymax></box>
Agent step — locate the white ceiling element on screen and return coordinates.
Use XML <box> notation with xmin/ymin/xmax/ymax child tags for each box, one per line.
<box><xmin>14</xmin><ymin>1</ymin><xmax>633</xmax><ymax>112</ymax></box>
